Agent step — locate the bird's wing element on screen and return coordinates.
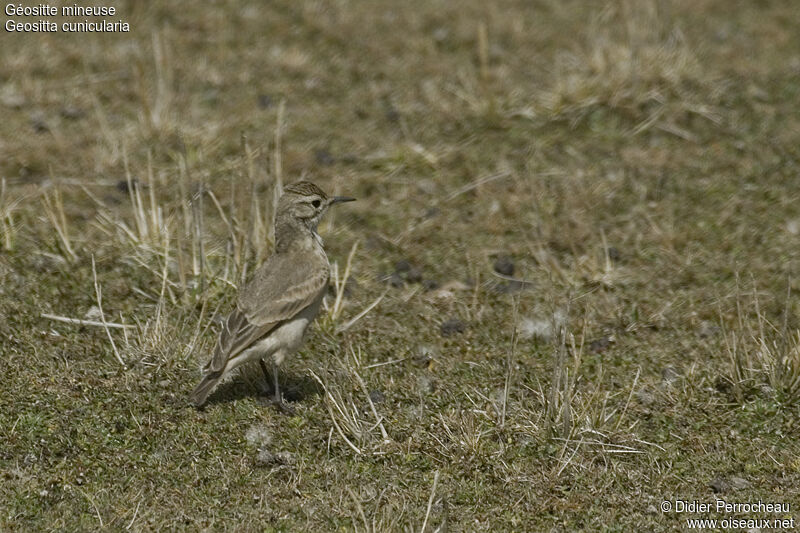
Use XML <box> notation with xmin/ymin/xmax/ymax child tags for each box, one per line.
<box><xmin>203</xmin><ymin>308</ymin><xmax>275</xmax><ymax>374</ymax></box>
<box><xmin>238</xmin><ymin>248</ymin><xmax>329</xmax><ymax>326</ymax></box>
<box><xmin>203</xmin><ymin>249</ymin><xmax>329</xmax><ymax>374</ymax></box>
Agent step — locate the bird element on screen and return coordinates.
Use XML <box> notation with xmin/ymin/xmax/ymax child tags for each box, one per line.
<box><xmin>190</xmin><ymin>181</ymin><xmax>355</xmax><ymax>408</ymax></box>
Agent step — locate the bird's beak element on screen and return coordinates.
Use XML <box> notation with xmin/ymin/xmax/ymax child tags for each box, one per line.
<box><xmin>331</xmin><ymin>196</ymin><xmax>356</xmax><ymax>204</ymax></box>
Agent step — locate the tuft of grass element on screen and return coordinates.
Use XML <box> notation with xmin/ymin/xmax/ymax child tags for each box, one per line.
<box><xmin>312</xmin><ymin>347</ymin><xmax>391</xmax><ymax>456</ymax></box>
<box><xmin>0</xmin><ymin>178</ymin><xmax>20</xmax><ymax>251</ymax></box>
<box><xmin>721</xmin><ymin>283</ymin><xmax>800</xmax><ymax>404</ymax></box>
<box><xmin>535</xmin><ymin>0</ymin><xmax>720</xmax><ymax>134</ymax></box>
<box><xmin>41</xmin><ymin>185</ymin><xmax>77</xmax><ymax>263</ymax></box>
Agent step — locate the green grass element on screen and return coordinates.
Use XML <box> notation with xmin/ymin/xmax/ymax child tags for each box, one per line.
<box><xmin>2</xmin><ymin>0</ymin><xmax>800</xmax><ymax>530</ymax></box>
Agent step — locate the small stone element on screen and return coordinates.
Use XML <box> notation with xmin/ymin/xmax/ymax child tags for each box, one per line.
<box><xmin>245</xmin><ymin>425</ymin><xmax>272</xmax><ymax>448</ymax></box>
<box><xmin>430</xmin><ymin>280</ymin><xmax>469</xmax><ymax>299</ymax></box>
<box><xmin>413</xmin><ymin>346</ymin><xmax>436</xmax><ymax>367</ymax></box>
<box><xmin>116</xmin><ymin>179</ymin><xmax>141</xmax><ymax>194</ymax></box>
<box><xmin>201</xmin><ymin>88</ymin><xmax>219</xmax><ymax>106</ymax></box>
<box><xmin>440</xmin><ymin>318</ymin><xmax>465</xmax><ymax>337</ymax></box>
<box><xmin>493</xmin><ymin>256</ymin><xmax>514</xmax><ymax>276</ymax></box>
<box><xmin>518</xmin><ymin>318</ymin><xmax>549</xmax><ymax>341</ymax></box>
<box><xmin>607</xmin><ymin>247</ymin><xmax>621</xmax><ymax>262</ymax></box>
<box><xmin>394</xmin><ymin>260</ymin><xmax>411</xmax><ymax>273</ymax></box>
<box><xmin>406</xmin><ymin>267</ymin><xmax>423</xmax><ymax>284</ymax></box>
<box><xmin>0</xmin><ymin>90</ymin><xmax>25</xmax><ymax>108</ymax></box>
<box><xmin>60</xmin><ymin>106</ymin><xmax>85</xmax><ymax>120</ymax></box>
<box><xmin>636</xmin><ymin>390</ymin><xmax>655</xmax><ymax>407</ymax></box>
<box><xmin>439</xmin><ymin>280</ymin><xmax>469</xmax><ymax>292</ymax></box>
<box><xmin>709</xmin><ymin>477</ymin><xmax>730</xmax><ymax>493</ymax></box>
<box><xmin>759</xmin><ymin>383</ymin><xmax>776</xmax><ymax>398</ymax></box>
<box><xmin>589</xmin><ymin>335</ymin><xmax>614</xmax><ymax>353</ymax></box>
<box><xmin>710</xmin><ymin>476</ymin><xmax>751</xmax><ymax>493</ymax></box>
<box><xmin>422</xmin><ymin>279</ymin><xmax>439</xmax><ymax>291</ymax></box>
<box><xmin>84</xmin><ymin>306</ymin><xmax>102</xmax><ymax>321</ymax></box>
<box><xmin>517</xmin><ymin>309</ymin><xmax>566</xmax><ymax>342</ymax></box>
<box><xmin>257</xmin><ymin>94</ymin><xmax>273</xmax><ymax>109</ymax></box>
<box><xmin>254</xmin><ymin>446</ymin><xmax>295</xmax><ymax>468</ymax></box>
<box><xmin>314</xmin><ymin>149</ymin><xmax>334</xmax><ymax>166</ymax></box>
<box><xmin>369</xmin><ymin>390</ymin><xmax>385</xmax><ymax>404</ymax></box>
<box><xmin>416</xmin><ymin>179</ymin><xmax>437</xmax><ymax>195</ymax></box>
<box><xmin>424</xmin><ymin>207</ymin><xmax>440</xmax><ymax>219</ymax></box>
<box><xmin>714</xmin><ymin>377</ymin><xmax>731</xmax><ymax>394</ymax></box>
<box><xmin>417</xmin><ymin>375</ymin><xmax>436</xmax><ymax>394</ymax></box>
<box><xmin>729</xmin><ymin>477</ymin><xmax>751</xmax><ymax>490</ymax></box>
<box><xmin>661</xmin><ymin>366</ymin><xmax>680</xmax><ymax>384</ymax></box>
<box><xmin>30</xmin><ymin>112</ymin><xmax>48</xmax><ymax>133</ymax></box>
<box><xmin>255</xmin><ymin>448</ymin><xmax>276</xmax><ymax>467</ymax></box>
<box><xmin>274</xmin><ymin>451</ymin><xmax>296</xmax><ymax>465</ymax></box>
<box><xmin>747</xmin><ymin>84</ymin><xmax>769</xmax><ymax>102</ymax></box>
<box><xmin>384</xmin><ymin>105</ymin><xmax>399</xmax><ymax>122</ymax></box>
<box><xmin>369</xmin><ymin>389</ymin><xmax>386</xmax><ymax>403</ymax></box>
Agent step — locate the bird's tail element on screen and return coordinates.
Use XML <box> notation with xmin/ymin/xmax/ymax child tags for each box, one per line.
<box><xmin>190</xmin><ymin>372</ymin><xmax>222</xmax><ymax>408</ymax></box>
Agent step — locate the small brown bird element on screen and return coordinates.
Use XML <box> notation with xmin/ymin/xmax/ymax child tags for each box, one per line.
<box><xmin>190</xmin><ymin>181</ymin><xmax>355</xmax><ymax>408</ymax></box>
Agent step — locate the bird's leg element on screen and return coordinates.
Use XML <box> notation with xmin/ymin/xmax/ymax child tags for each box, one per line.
<box><xmin>259</xmin><ymin>359</ymin><xmax>271</xmax><ymax>394</ymax></box>
<box><xmin>271</xmin><ymin>361</ymin><xmax>295</xmax><ymax>415</ymax></box>
<box><xmin>272</xmin><ymin>360</ymin><xmax>281</xmax><ymax>404</ymax></box>
<box><xmin>258</xmin><ymin>358</ymin><xmax>293</xmax><ymax>414</ymax></box>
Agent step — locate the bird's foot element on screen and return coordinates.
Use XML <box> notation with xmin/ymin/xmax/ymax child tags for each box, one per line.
<box><xmin>257</xmin><ymin>393</ymin><xmax>295</xmax><ymax>415</ymax></box>
<box><xmin>273</xmin><ymin>399</ymin><xmax>296</xmax><ymax>416</ymax></box>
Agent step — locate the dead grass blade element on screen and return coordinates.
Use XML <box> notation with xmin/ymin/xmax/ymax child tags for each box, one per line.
<box><xmin>41</xmin><ymin>186</ymin><xmax>77</xmax><ymax>262</ymax></box>
<box><xmin>91</xmin><ymin>255</ymin><xmax>125</xmax><ymax>368</ymax></box>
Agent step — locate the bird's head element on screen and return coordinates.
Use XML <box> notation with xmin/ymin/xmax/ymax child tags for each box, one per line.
<box><xmin>278</xmin><ymin>181</ymin><xmax>355</xmax><ymax>231</ymax></box>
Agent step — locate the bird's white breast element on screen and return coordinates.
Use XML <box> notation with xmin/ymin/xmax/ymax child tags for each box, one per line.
<box><xmin>240</xmin><ymin>284</ymin><xmax>325</xmax><ymax>366</ymax></box>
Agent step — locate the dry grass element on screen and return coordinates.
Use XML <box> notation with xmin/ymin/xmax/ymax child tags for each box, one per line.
<box><xmin>536</xmin><ymin>1</ymin><xmax>721</xmax><ymax>134</ymax></box>
<box><xmin>722</xmin><ymin>282</ymin><xmax>800</xmax><ymax>404</ymax></box>
<box><xmin>2</xmin><ymin>0</ymin><xmax>800</xmax><ymax>530</ymax></box>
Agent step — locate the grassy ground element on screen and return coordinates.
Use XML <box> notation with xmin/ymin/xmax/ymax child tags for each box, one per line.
<box><xmin>2</xmin><ymin>0</ymin><xmax>800</xmax><ymax>530</ymax></box>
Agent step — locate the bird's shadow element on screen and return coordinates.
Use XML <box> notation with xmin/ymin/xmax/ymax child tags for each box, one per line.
<box><xmin>201</xmin><ymin>372</ymin><xmax>323</xmax><ymax>408</ymax></box>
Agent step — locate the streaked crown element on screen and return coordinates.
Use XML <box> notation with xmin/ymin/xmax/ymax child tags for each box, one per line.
<box><xmin>283</xmin><ymin>181</ymin><xmax>329</xmax><ymax>199</ymax></box>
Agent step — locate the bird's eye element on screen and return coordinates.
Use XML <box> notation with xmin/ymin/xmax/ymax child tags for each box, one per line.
<box><xmin>311</xmin><ymin>199</ymin><xmax>321</xmax><ymax>208</ymax></box>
